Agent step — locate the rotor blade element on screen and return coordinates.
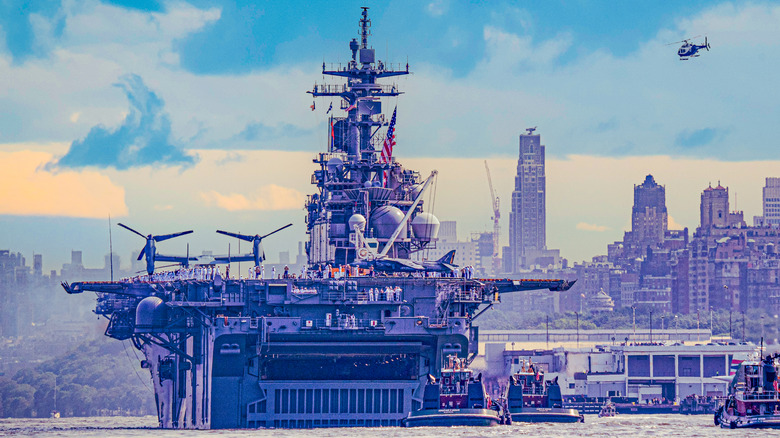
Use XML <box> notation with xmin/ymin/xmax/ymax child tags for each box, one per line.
<box><xmin>118</xmin><ymin>223</ymin><xmax>147</xmax><ymax>239</ymax></box>
<box><xmin>137</xmin><ymin>246</ymin><xmax>146</xmax><ymax>261</ymax></box>
<box><xmin>260</xmin><ymin>223</ymin><xmax>293</xmax><ymax>240</ymax></box>
<box><xmin>216</xmin><ymin>230</ymin><xmax>254</xmax><ymax>242</ymax></box>
<box><xmin>154</xmin><ymin>230</ymin><xmax>193</xmax><ymax>242</ymax></box>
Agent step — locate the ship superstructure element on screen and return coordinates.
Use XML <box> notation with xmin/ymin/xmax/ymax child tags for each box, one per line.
<box><xmin>306</xmin><ymin>7</ymin><xmax>435</xmax><ymax>268</ymax></box>
<box><xmin>62</xmin><ymin>8</ymin><xmax>574</xmax><ymax>429</ymax></box>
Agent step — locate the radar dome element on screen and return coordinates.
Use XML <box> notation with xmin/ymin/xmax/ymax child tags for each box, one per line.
<box><xmin>326</xmin><ymin>157</ymin><xmax>344</xmax><ymax>174</ymax></box>
<box><xmin>411</xmin><ymin>212</ymin><xmax>440</xmax><ymax>241</ymax></box>
<box><xmin>135</xmin><ymin>296</ymin><xmax>167</xmax><ymax>333</ymax></box>
<box><xmin>348</xmin><ymin>213</ymin><xmax>367</xmax><ymax>232</ymax></box>
<box><xmin>371</xmin><ymin>205</ymin><xmax>406</xmax><ymax>238</ymax></box>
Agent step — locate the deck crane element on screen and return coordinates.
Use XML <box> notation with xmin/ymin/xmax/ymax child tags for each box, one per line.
<box><xmin>484</xmin><ymin>161</ymin><xmax>501</xmax><ymax>275</ymax></box>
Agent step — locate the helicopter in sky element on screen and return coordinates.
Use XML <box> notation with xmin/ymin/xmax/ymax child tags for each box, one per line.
<box><xmin>669</xmin><ymin>36</ymin><xmax>710</xmax><ymax>60</ymax></box>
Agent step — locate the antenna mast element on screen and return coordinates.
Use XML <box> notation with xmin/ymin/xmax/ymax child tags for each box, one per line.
<box><xmin>108</xmin><ymin>215</ymin><xmax>114</xmax><ymax>281</ymax></box>
<box><xmin>360</xmin><ymin>7</ymin><xmax>371</xmax><ymax>49</ymax></box>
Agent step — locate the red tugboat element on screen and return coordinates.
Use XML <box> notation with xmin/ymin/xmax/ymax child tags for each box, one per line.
<box><xmin>505</xmin><ymin>361</ymin><xmax>584</xmax><ymax>423</ymax></box>
<box><xmin>716</xmin><ymin>353</ymin><xmax>780</xmax><ymax>429</ymax></box>
<box><xmin>403</xmin><ymin>356</ymin><xmax>501</xmax><ymax>427</ymax></box>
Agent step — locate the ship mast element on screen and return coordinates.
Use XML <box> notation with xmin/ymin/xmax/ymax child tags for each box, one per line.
<box><xmin>306</xmin><ymin>7</ymin><xmax>433</xmax><ymax>268</ymax></box>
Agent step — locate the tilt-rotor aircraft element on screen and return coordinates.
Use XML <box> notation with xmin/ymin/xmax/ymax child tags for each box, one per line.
<box><xmin>119</xmin><ymin>223</ymin><xmax>293</xmax><ymax>275</ymax></box>
<box><xmin>216</xmin><ymin>223</ymin><xmax>293</xmax><ymax>266</ymax></box>
<box><xmin>118</xmin><ymin>223</ymin><xmax>194</xmax><ymax>275</ymax></box>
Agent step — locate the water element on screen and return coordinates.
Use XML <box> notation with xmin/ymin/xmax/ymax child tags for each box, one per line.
<box><xmin>0</xmin><ymin>415</ymin><xmax>777</xmax><ymax>437</ymax></box>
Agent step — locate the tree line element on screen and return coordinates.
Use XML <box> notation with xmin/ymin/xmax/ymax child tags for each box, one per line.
<box><xmin>477</xmin><ymin>306</ymin><xmax>780</xmax><ymax>344</ymax></box>
<box><xmin>0</xmin><ymin>337</ymin><xmax>155</xmax><ymax>418</ymax></box>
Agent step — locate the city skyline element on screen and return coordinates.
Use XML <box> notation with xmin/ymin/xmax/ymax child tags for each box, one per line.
<box><xmin>2</xmin><ymin>1</ymin><xmax>780</xmax><ymax>272</ymax></box>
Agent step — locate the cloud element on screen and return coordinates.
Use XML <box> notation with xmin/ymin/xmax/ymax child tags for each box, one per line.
<box><xmin>100</xmin><ymin>0</ymin><xmax>165</xmax><ymax>13</ymax></box>
<box><xmin>56</xmin><ymin>74</ymin><xmax>196</xmax><ymax>169</ymax></box>
<box><xmin>0</xmin><ymin>150</ymin><xmax>128</xmax><ymax>218</ymax></box>
<box><xmin>576</xmin><ymin>222</ymin><xmax>610</xmax><ymax>232</ymax></box>
<box><xmin>675</xmin><ymin>128</ymin><xmax>726</xmax><ymax>148</ymax></box>
<box><xmin>0</xmin><ymin>0</ymin><xmax>65</xmax><ymax>63</ymax></box>
<box><xmin>215</xmin><ymin>152</ymin><xmax>245</xmax><ymax>166</ymax></box>
<box><xmin>427</xmin><ymin>1</ymin><xmax>449</xmax><ymax>17</ymax></box>
<box><xmin>237</xmin><ymin>122</ymin><xmax>312</xmax><ymax>142</ymax></box>
<box><xmin>200</xmin><ymin>185</ymin><xmax>304</xmax><ymax>211</ymax></box>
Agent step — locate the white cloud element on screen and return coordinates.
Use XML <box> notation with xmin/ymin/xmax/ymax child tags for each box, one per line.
<box><xmin>200</xmin><ymin>185</ymin><xmax>304</xmax><ymax>211</ymax></box>
<box><xmin>427</xmin><ymin>0</ymin><xmax>448</xmax><ymax>17</ymax></box>
<box><xmin>4</xmin><ymin>2</ymin><xmax>780</xmax><ymax>269</ymax></box>
<box><xmin>576</xmin><ymin>222</ymin><xmax>610</xmax><ymax>232</ymax></box>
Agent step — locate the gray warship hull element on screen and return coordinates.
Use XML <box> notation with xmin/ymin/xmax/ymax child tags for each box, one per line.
<box><xmin>65</xmin><ymin>276</ymin><xmax>569</xmax><ymax>428</ymax></box>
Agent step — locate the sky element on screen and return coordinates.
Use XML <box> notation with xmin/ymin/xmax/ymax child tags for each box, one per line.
<box><xmin>1</xmin><ymin>0</ymin><xmax>779</xmax><ymax>273</ymax></box>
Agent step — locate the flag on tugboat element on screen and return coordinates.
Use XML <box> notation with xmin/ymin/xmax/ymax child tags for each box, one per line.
<box><xmin>380</xmin><ymin>106</ymin><xmax>397</xmax><ymax>186</ymax></box>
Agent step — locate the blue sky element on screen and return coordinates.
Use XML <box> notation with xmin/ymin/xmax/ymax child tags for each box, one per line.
<box><xmin>1</xmin><ymin>0</ymin><xmax>779</xmax><ymax>271</ymax></box>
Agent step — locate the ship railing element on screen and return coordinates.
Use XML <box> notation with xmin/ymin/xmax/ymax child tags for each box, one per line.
<box><xmin>311</xmin><ymin>83</ymin><xmax>349</xmax><ymax>94</ymax></box>
<box><xmin>450</xmin><ymin>291</ymin><xmax>483</xmax><ymax>302</ymax></box>
<box><xmin>311</xmin><ymin>83</ymin><xmax>401</xmax><ymax>96</ymax></box>
<box><xmin>738</xmin><ymin>391</ymin><xmax>780</xmax><ymax>401</ymax></box>
<box><xmin>301</xmin><ymin>318</ymin><xmax>384</xmax><ymax>330</ymax></box>
<box><xmin>325</xmin><ymin>291</ymin><xmax>403</xmax><ymax>303</ymax></box>
<box><xmin>321</xmin><ymin>62</ymin><xmax>408</xmax><ymax>74</ymax></box>
<box><xmin>515</xmin><ymin>384</ymin><xmax>546</xmax><ymax>395</ymax></box>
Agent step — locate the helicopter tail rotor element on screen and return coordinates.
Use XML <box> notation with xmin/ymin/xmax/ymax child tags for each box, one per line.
<box><xmin>706</xmin><ymin>36</ymin><xmax>710</xmax><ymax>50</ymax></box>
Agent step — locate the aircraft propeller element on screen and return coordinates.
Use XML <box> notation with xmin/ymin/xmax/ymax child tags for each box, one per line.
<box><xmin>118</xmin><ymin>223</ymin><xmax>193</xmax><ymax>274</ymax></box>
<box><xmin>216</xmin><ymin>223</ymin><xmax>293</xmax><ymax>266</ymax></box>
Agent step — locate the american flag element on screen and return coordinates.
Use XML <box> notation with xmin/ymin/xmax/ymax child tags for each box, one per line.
<box><xmin>380</xmin><ymin>106</ymin><xmax>397</xmax><ymax>186</ymax></box>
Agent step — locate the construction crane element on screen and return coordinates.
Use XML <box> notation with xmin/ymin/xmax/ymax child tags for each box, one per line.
<box><xmin>484</xmin><ymin>161</ymin><xmax>500</xmax><ymax>275</ymax></box>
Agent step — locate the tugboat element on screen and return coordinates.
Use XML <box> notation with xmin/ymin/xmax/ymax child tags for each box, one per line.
<box><xmin>505</xmin><ymin>361</ymin><xmax>584</xmax><ymax>423</ymax></box>
<box><xmin>715</xmin><ymin>353</ymin><xmax>780</xmax><ymax>429</ymax></box>
<box><xmin>403</xmin><ymin>356</ymin><xmax>501</xmax><ymax>427</ymax></box>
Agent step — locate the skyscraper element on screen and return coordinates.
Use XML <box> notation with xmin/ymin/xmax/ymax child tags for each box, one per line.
<box><xmin>509</xmin><ymin>128</ymin><xmax>546</xmax><ymax>270</ymax></box>
<box><xmin>628</xmin><ymin>174</ymin><xmax>668</xmax><ymax>251</ymax></box>
<box><xmin>763</xmin><ymin>177</ymin><xmax>780</xmax><ymax>227</ymax></box>
<box><xmin>700</xmin><ymin>183</ymin><xmax>729</xmax><ymax>229</ymax></box>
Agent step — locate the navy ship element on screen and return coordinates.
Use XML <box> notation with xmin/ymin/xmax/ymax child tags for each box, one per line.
<box><xmin>62</xmin><ymin>8</ymin><xmax>573</xmax><ymax>429</ymax></box>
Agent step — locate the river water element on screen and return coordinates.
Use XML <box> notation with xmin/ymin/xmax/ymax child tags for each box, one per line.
<box><xmin>0</xmin><ymin>415</ymin><xmax>778</xmax><ymax>437</ymax></box>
